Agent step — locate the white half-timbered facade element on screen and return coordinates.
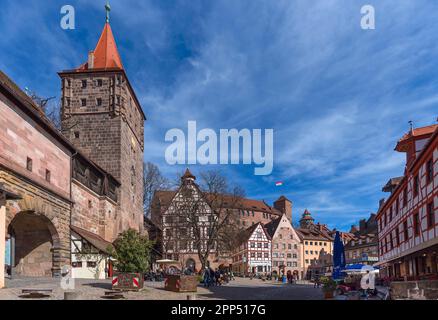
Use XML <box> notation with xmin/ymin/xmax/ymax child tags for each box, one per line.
<box><xmin>232</xmin><ymin>222</ymin><xmax>272</xmax><ymax>275</ymax></box>
<box><xmin>152</xmin><ymin>170</ymin><xmax>229</xmax><ymax>271</ymax></box>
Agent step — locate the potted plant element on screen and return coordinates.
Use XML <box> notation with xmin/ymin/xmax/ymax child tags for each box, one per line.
<box><xmin>320</xmin><ymin>276</ymin><xmax>337</xmax><ymax>299</ymax></box>
<box><xmin>108</xmin><ymin>229</ymin><xmax>154</xmax><ymax>291</ymax></box>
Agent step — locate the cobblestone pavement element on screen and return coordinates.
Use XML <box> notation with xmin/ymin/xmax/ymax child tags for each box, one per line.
<box><xmin>0</xmin><ymin>277</ymin><xmax>323</xmax><ymax>300</ymax></box>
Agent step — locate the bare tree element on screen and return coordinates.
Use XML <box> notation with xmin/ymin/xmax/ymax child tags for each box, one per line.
<box><xmin>167</xmin><ymin>170</ymin><xmax>245</xmax><ymax>271</ymax></box>
<box><xmin>143</xmin><ymin>162</ymin><xmax>170</xmax><ymax>217</ymax></box>
<box><xmin>26</xmin><ymin>89</ymin><xmax>61</xmax><ymax>130</ymax></box>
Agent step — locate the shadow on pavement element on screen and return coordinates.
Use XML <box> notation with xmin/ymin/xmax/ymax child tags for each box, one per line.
<box><xmin>83</xmin><ymin>282</ymin><xmax>112</xmax><ymax>290</ymax></box>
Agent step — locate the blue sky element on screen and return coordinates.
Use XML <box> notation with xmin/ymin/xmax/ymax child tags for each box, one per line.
<box><xmin>1</xmin><ymin>0</ymin><xmax>437</xmax><ymax>230</ymax></box>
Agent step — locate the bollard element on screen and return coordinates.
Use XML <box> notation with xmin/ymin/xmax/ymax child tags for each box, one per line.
<box><xmin>64</xmin><ymin>291</ymin><xmax>81</xmax><ymax>300</ymax></box>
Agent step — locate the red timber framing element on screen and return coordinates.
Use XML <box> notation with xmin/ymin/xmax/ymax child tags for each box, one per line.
<box><xmin>377</xmin><ymin>126</ymin><xmax>438</xmax><ymax>280</ymax></box>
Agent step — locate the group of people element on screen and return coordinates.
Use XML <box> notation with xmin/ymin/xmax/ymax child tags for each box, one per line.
<box><xmin>202</xmin><ymin>267</ymin><xmax>235</xmax><ymax>287</ymax></box>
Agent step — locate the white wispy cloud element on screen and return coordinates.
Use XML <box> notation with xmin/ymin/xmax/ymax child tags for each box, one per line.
<box><xmin>1</xmin><ymin>0</ymin><xmax>437</xmax><ymax>230</ymax></box>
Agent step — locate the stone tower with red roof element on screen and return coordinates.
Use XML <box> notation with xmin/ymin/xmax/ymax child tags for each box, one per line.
<box><xmin>58</xmin><ymin>10</ymin><xmax>145</xmax><ymax>237</ymax></box>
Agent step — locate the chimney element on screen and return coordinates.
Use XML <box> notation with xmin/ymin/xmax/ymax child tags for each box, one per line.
<box><xmin>88</xmin><ymin>51</ymin><xmax>95</xmax><ymax>69</ymax></box>
<box><xmin>359</xmin><ymin>219</ymin><xmax>367</xmax><ymax>233</ymax></box>
<box><xmin>274</xmin><ymin>196</ymin><xmax>292</xmax><ymax>222</ymax></box>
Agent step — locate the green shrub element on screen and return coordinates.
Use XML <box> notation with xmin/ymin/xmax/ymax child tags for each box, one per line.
<box><xmin>319</xmin><ymin>276</ymin><xmax>337</xmax><ymax>292</ymax></box>
<box><xmin>108</xmin><ymin>229</ymin><xmax>154</xmax><ymax>273</ymax></box>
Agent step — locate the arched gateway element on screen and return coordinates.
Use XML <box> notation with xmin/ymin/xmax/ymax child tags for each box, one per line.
<box><xmin>5</xmin><ymin>194</ymin><xmax>70</xmax><ymax>278</ymax></box>
<box><xmin>8</xmin><ymin>212</ymin><xmax>60</xmax><ymax>277</ymax></box>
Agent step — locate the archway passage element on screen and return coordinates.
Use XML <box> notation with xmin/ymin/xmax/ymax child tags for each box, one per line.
<box><xmin>8</xmin><ymin>212</ymin><xmax>60</xmax><ymax>277</ymax></box>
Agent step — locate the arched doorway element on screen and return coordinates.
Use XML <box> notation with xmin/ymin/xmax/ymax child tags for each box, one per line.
<box><xmin>8</xmin><ymin>211</ymin><xmax>60</xmax><ymax>277</ymax></box>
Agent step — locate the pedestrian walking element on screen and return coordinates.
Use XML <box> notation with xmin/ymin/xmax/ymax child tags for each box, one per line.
<box><xmin>209</xmin><ymin>268</ymin><xmax>215</xmax><ymax>286</ymax></box>
<box><xmin>203</xmin><ymin>268</ymin><xmax>210</xmax><ymax>287</ymax></box>
<box><xmin>215</xmin><ymin>269</ymin><xmax>221</xmax><ymax>286</ymax></box>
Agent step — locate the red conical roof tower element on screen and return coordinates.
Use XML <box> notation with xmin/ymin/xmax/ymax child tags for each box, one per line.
<box><xmin>76</xmin><ymin>3</ymin><xmax>123</xmax><ymax>71</ymax></box>
<box><xmin>91</xmin><ymin>22</ymin><xmax>123</xmax><ymax>69</ymax></box>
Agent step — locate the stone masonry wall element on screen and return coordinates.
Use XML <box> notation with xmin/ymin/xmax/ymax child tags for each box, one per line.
<box><xmin>60</xmin><ymin>71</ymin><xmax>144</xmax><ymax>237</ymax></box>
<box><xmin>0</xmin><ymin>169</ymin><xmax>71</xmax><ymax>277</ymax></box>
<box><xmin>71</xmin><ymin>180</ymin><xmax>118</xmax><ymax>241</ymax></box>
<box><xmin>0</xmin><ymin>93</ymin><xmax>71</xmax><ymax>196</ymax></box>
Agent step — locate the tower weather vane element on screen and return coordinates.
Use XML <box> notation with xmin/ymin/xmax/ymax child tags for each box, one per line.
<box><xmin>105</xmin><ymin>2</ymin><xmax>111</xmax><ymax>23</ymax></box>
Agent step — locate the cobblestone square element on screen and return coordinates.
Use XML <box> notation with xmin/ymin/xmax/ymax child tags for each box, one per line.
<box><xmin>0</xmin><ymin>277</ymin><xmax>323</xmax><ymax>300</ymax></box>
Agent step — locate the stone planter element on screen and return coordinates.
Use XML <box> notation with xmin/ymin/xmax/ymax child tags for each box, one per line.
<box><xmin>165</xmin><ymin>275</ymin><xmax>198</xmax><ymax>293</ymax></box>
<box><xmin>112</xmin><ymin>272</ymin><xmax>144</xmax><ymax>291</ymax></box>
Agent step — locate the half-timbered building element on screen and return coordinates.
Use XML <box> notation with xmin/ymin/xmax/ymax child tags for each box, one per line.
<box><xmin>377</xmin><ymin>124</ymin><xmax>438</xmax><ymax>280</ymax></box>
<box><xmin>232</xmin><ymin>222</ymin><xmax>272</xmax><ymax>275</ymax></box>
<box><xmin>150</xmin><ymin>169</ymin><xmax>230</xmax><ymax>271</ymax></box>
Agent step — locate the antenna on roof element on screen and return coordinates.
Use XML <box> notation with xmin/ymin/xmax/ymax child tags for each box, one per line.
<box><xmin>408</xmin><ymin>120</ymin><xmax>413</xmax><ymax>133</ymax></box>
